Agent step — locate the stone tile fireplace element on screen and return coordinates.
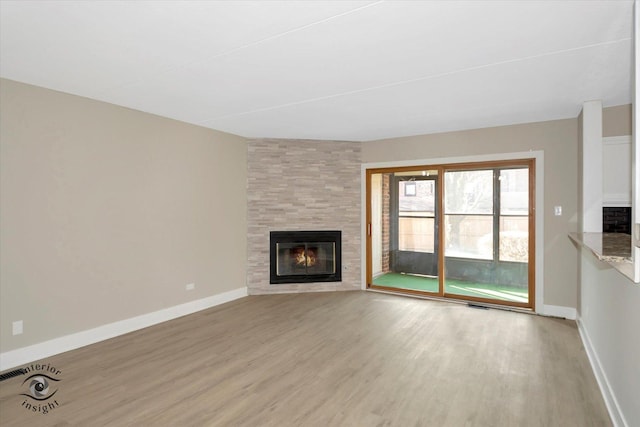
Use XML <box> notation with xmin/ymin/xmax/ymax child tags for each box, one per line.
<box><xmin>246</xmin><ymin>138</ymin><xmax>361</xmax><ymax>295</ymax></box>
<box><xmin>270</xmin><ymin>231</ymin><xmax>341</xmax><ymax>284</ymax></box>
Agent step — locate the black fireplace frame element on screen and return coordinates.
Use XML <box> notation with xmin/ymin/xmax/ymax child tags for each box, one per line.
<box><xmin>270</xmin><ymin>230</ymin><xmax>342</xmax><ymax>284</ymax></box>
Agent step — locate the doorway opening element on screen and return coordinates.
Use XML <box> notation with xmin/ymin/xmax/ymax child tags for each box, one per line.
<box><xmin>366</xmin><ymin>159</ymin><xmax>535</xmax><ymax>310</ymax></box>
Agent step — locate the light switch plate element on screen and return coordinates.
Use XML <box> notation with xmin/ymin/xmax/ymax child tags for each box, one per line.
<box><xmin>12</xmin><ymin>320</ymin><xmax>23</xmax><ymax>335</ymax></box>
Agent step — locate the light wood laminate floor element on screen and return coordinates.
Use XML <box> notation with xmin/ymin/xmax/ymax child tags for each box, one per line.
<box><xmin>0</xmin><ymin>291</ymin><xmax>610</xmax><ymax>426</ymax></box>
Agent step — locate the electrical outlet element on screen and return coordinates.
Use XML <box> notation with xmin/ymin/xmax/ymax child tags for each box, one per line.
<box><xmin>186</xmin><ymin>283</ymin><xmax>195</xmax><ymax>291</ymax></box>
<box><xmin>12</xmin><ymin>320</ymin><xmax>23</xmax><ymax>335</ymax></box>
<box><xmin>554</xmin><ymin>206</ymin><xmax>562</xmax><ymax>216</ymax></box>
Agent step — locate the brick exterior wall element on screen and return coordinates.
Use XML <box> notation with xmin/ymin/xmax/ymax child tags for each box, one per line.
<box><xmin>247</xmin><ymin>139</ymin><xmax>361</xmax><ymax>294</ymax></box>
<box><xmin>382</xmin><ymin>173</ymin><xmax>391</xmax><ymax>273</ymax></box>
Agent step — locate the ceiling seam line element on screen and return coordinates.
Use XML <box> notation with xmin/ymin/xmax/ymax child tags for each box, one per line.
<box><xmin>199</xmin><ymin>36</ymin><xmax>632</xmax><ymax>124</ymax></box>
<box><xmin>92</xmin><ymin>1</ymin><xmax>385</xmax><ymax>98</ymax></box>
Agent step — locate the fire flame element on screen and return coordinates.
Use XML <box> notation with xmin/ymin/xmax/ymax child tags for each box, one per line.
<box><xmin>293</xmin><ymin>247</ymin><xmax>316</xmax><ymax>267</ymax></box>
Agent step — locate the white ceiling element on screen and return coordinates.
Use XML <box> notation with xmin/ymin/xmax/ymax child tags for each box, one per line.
<box><xmin>0</xmin><ymin>1</ymin><xmax>634</xmax><ymax>141</ymax></box>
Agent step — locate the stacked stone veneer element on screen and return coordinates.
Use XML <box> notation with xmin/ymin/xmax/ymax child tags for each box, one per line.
<box><xmin>247</xmin><ymin>139</ymin><xmax>361</xmax><ymax>294</ymax></box>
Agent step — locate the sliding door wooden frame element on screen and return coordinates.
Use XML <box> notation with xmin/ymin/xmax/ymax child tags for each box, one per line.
<box><xmin>366</xmin><ymin>159</ymin><xmax>536</xmax><ymax>311</ymax></box>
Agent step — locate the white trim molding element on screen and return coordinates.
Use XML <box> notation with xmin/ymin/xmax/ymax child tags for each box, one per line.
<box><xmin>0</xmin><ymin>287</ymin><xmax>248</xmax><ymax>372</ymax></box>
<box><xmin>541</xmin><ymin>304</ymin><xmax>576</xmax><ymax>320</ymax></box>
<box><xmin>360</xmin><ymin>150</ymin><xmax>545</xmax><ymax>313</ymax></box>
<box><xmin>577</xmin><ymin>316</ymin><xmax>628</xmax><ymax>427</ymax></box>
<box><xmin>603</xmin><ymin>135</ymin><xmax>633</xmax><ymax>146</ymax></box>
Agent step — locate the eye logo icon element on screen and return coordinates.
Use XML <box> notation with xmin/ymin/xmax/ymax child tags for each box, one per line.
<box><xmin>18</xmin><ymin>363</ymin><xmax>62</xmax><ymax>415</ymax></box>
<box><xmin>21</xmin><ymin>374</ymin><xmax>60</xmax><ymax>401</ymax></box>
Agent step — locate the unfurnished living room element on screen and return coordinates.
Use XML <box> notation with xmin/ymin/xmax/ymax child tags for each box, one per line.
<box><xmin>0</xmin><ymin>1</ymin><xmax>639</xmax><ymax>426</ymax></box>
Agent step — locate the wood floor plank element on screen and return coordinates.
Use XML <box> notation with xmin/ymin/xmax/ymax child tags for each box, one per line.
<box><xmin>0</xmin><ymin>291</ymin><xmax>610</xmax><ymax>426</ymax></box>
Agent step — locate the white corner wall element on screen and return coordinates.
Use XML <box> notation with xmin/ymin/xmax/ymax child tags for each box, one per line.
<box><xmin>581</xmin><ymin>100</ymin><xmax>603</xmax><ymax>233</ymax></box>
<box><xmin>578</xmin><ymin>104</ymin><xmax>639</xmax><ymax>426</ymax></box>
<box><xmin>576</xmin><ymin>8</ymin><xmax>640</xmax><ymax>421</ymax></box>
<box><xmin>578</xmin><ymin>251</ymin><xmax>640</xmax><ymax>427</ymax></box>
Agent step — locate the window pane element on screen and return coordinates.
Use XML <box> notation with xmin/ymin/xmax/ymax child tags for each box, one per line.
<box><xmin>500</xmin><ymin>168</ymin><xmax>528</xmax><ymax>215</ymax></box>
<box><xmin>500</xmin><ymin>216</ymin><xmax>528</xmax><ymax>262</ymax></box>
<box><xmin>444</xmin><ymin>215</ymin><xmax>492</xmax><ymax>259</ymax></box>
<box><xmin>399</xmin><ymin>217</ymin><xmax>435</xmax><ymax>253</ymax></box>
<box><xmin>399</xmin><ymin>180</ymin><xmax>435</xmax><ymax>215</ymax></box>
<box><xmin>445</xmin><ymin>170</ymin><xmax>493</xmax><ymax>214</ymax></box>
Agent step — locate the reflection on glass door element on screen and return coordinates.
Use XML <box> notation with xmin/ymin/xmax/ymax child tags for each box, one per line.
<box><xmin>444</xmin><ymin>167</ymin><xmax>530</xmax><ymax>304</ymax></box>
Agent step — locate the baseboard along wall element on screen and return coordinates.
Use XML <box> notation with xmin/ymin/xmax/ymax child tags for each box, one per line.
<box><xmin>0</xmin><ymin>287</ymin><xmax>248</xmax><ymax>372</ymax></box>
<box><xmin>541</xmin><ymin>304</ymin><xmax>577</xmax><ymax>320</ymax></box>
<box><xmin>577</xmin><ymin>317</ymin><xmax>628</xmax><ymax>427</ymax></box>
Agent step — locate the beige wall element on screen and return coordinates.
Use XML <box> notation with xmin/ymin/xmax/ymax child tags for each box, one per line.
<box><xmin>362</xmin><ymin>105</ymin><xmax>631</xmax><ymax>309</ymax></box>
<box><xmin>362</xmin><ymin>118</ymin><xmax>579</xmax><ymax>308</ymax></box>
<box><xmin>0</xmin><ymin>79</ymin><xmax>248</xmax><ymax>352</ymax></box>
<box><xmin>603</xmin><ymin>104</ymin><xmax>632</xmax><ymax>137</ymax></box>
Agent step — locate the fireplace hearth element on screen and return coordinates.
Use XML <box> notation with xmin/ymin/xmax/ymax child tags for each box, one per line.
<box><xmin>270</xmin><ymin>231</ymin><xmax>342</xmax><ymax>284</ymax></box>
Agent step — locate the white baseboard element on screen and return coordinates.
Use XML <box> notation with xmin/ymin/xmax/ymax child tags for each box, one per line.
<box><xmin>0</xmin><ymin>287</ymin><xmax>248</xmax><ymax>372</ymax></box>
<box><xmin>577</xmin><ymin>317</ymin><xmax>627</xmax><ymax>427</ymax></box>
<box><xmin>541</xmin><ymin>304</ymin><xmax>576</xmax><ymax>320</ymax></box>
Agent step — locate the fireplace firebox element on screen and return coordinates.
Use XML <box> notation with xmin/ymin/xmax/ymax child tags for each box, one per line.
<box><xmin>270</xmin><ymin>231</ymin><xmax>342</xmax><ymax>284</ymax></box>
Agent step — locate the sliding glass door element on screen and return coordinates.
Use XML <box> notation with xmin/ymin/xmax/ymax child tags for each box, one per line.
<box><xmin>367</xmin><ymin>160</ymin><xmax>534</xmax><ymax>309</ymax></box>
<box><xmin>393</xmin><ymin>172</ymin><xmax>439</xmax><ymax>278</ymax></box>
<box><xmin>368</xmin><ymin>169</ymin><xmax>440</xmax><ymax>294</ymax></box>
<box><xmin>443</xmin><ymin>166</ymin><xmax>530</xmax><ymax>304</ymax></box>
